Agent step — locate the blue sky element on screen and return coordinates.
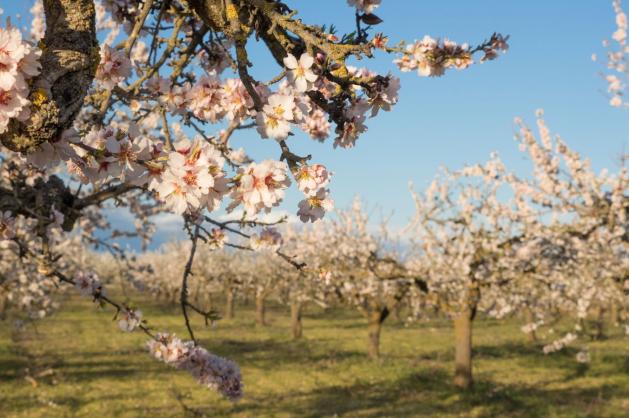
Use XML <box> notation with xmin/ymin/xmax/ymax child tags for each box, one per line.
<box><xmin>4</xmin><ymin>1</ymin><xmax>628</xmax><ymax>248</ymax></box>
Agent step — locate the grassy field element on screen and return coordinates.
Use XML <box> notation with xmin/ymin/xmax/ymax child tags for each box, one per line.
<box><xmin>0</xmin><ymin>292</ymin><xmax>627</xmax><ymax>418</ymax></box>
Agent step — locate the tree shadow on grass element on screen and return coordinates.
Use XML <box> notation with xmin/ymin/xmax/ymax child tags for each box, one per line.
<box><xmin>207</xmin><ymin>337</ymin><xmax>366</xmax><ymax>369</ymax></box>
<box><xmin>222</xmin><ymin>367</ymin><xmax>625</xmax><ymax>418</ymax></box>
<box><xmin>0</xmin><ymin>348</ymin><xmax>168</xmax><ymax>384</ymax></box>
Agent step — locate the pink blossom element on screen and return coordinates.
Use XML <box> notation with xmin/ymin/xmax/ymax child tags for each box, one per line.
<box><xmin>301</xmin><ymin>107</ymin><xmax>330</xmax><ymax>141</ymax></box>
<box><xmin>118</xmin><ymin>308</ymin><xmax>143</xmax><ymax>332</ymax></box>
<box><xmin>283</xmin><ymin>53</ymin><xmax>318</xmax><ymax>92</ymax></box>
<box><xmin>256</xmin><ymin>94</ymin><xmax>295</xmax><ymax>140</ymax></box>
<box><xmin>368</xmin><ymin>75</ymin><xmax>400</xmax><ymax>117</ymax></box>
<box><xmin>296</xmin><ymin>164</ymin><xmax>331</xmax><ymax>196</ymax></box>
<box><xmin>152</xmin><ymin>138</ymin><xmax>227</xmax><ymax>214</ymax></box>
<box><xmin>250</xmin><ymin>227</ymin><xmax>283</xmax><ymax>250</ymax></box>
<box><xmin>347</xmin><ymin>0</ymin><xmax>381</xmax><ymax>14</ymax></box>
<box><xmin>96</xmin><ymin>45</ymin><xmax>132</xmax><ymax>89</ymax></box>
<box><xmin>334</xmin><ymin>100</ymin><xmax>369</xmax><ymax>149</ymax></box>
<box><xmin>221</xmin><ymin>78</ymin><xmax>254</xmax><ymax>121</ymax></box>
<box><xmin>188</xmin><ymin>74</ymin><xmax>225</xmax><ymax>122</ymax></box>
<box><xmin>229</xmin><ymin>160</ymin><xmax>291</xmax><ymax>214</ymax></box>
<box><xmin>0</xmin><ymin>25</ymin><xmax>26</xmax><ymax>90</ymax></box>
<box><xmin>297</xmin><ymin>188</ymin><xmax>334</xmax><ymax>222</ymax></box>
<box><xmin>73</xmin><ymin>271</ymin><xmax>104</xmax><ymax>297</ymax></box>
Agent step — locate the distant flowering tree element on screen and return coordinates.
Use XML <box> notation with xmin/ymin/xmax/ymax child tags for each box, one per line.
<box><xmin>407</xmin><ymin>111</ymin><xmax>628</xmax><ymax>389</ymax></box>
<box><xmin>287</xmin><ymin>199</ymin><xmax>420</xmax><ymax>359</ymax></box>
<box><xmin>0</xmin><ymin>0</ymin><xmax>507</xmax><ymax>399</ymax></box>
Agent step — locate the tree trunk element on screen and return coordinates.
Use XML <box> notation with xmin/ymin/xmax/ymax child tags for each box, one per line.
<box><xmin>0</xmin><ymin>291</ymin><xmax>7</xmax><ymax>320</ymax></box>
<box><xmin>255</xmin><ymin>294</ymin><xmax>266</xmax><ymax>326</ymax></box>
<box><xmin>290</xmin><ymin>300</ymin><xmax>303</xmax><ymax>339</ymax></box>
<box><xmin>367</xmin><ymin>308</ymin><xmax>389</xmax><ymax>360</ymax></box>
<box><xmin>391</xmin><ymin>304</ymin><xmax>401</xmax><ymax>323</ymax></box>
<box><xmin>593</xmin><ymin>306</ymin><xmax>605</xmax><ymax>340</ymax></box>
<box><xmin>525</xmin><ymin>307</ymin><xmax>537</xmax><ymax>342</ymax></box>
<box><xmin>193</xmin><ymin>281</ymin><xmax>202</xmax><ymax>306</ymax></box>
<box><xmin>453</xmin><ymin>311</ymin><xmax>473</xmax><ymax>389</ymax></box>
<box><xmin>609</xmin><ymin>302</ymin><xmax>619</xmax><ymax>327</ymax></box>
<box><xmin>203</xmin><ymin>292</ymin><xmax>213</xmax><ymax>312</ymax></box>
<box><xmin>225</xmin><ymin>288</ymin><xmax>235</xmax><ymax>320</ymax></box>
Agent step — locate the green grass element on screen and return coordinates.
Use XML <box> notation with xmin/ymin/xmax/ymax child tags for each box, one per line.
<box><xmin>1</xmin><ymin>292</ymin><xmax>628</xmax><ymax>417</ymax></box>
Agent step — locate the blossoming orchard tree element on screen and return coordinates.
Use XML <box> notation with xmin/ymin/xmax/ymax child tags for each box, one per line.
<box><xmin>407</xmin><ymin>112</ymin><xmax>628</xmax><ymax>389</ymax></box>
<box><xmin>291</xmin><ymin>199</ymin><xmax>421</xmax><ymax>359</ymax></box>
<box><xmin>0</xmin><ymin>0</ymin><xmax>509</xmax><ymax>399</ymax></box>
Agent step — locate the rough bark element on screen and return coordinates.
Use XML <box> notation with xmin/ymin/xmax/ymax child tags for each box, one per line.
<box><xmin>255</xmin><ymin>293</ymin><xmax>266</xmax><ymax>326</ymax></box>
<box><xmin>290</xmin><ymin>300</ymin><xmax>303</xmax><ymax>339</ymax></box>
<box><xmin>225</xmin><ymin>287</ymin><xmax>235</xmax><ymax>320</ymax></box>
<box><xmin>453</xmin><ymin>311</ymin><xmax>473</xmax><ymax>389</ymax></box>
<box><xmin>1</xmin><ymin>0</ymin><xmax>99</xmax><ymax>153</ymax></box>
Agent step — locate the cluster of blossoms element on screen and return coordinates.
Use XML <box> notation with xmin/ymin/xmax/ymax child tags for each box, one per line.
<box><xmin>94</xmin><ymin>50</ymin><xmax>343</xmax><ymax>222</ymax></box>
<box><xmin>255</xmin><ymin>53</ymin><xmax>332</xmax><ymax>144</ymax></box>
<box><xmin>229</xmin><ymin>160</ymin><xmax>290</xmax><ymax>215</ymax></box>
<box><xmin>394</xmin><ymin>33</ymin><xmax>508</xmax><ymax>77</ymax></box>
<box><xmin>0</xmin><ymin>22</ymin><xmax>41</xmax><ymax>134</ymax></box>
<box><xmin>296</xmin><ymin>163</ymin><xmax>334</xmax><ymax>222</ymax></box>
<box><xmin>118</xmin><ymin>308</ymin><xmax>143</xmax><ymax>332</ymax></box>
<box><xmin>147</xmin><ymin>333</ymin><xmax>243</xmax><ymax>400</ymax></box>
<box><xmin>250</xmin><ymin>227</ymin><xmax>283</xmax><ymax>251</ymax></box>
<box><xmin>542</xmin><ymin>332</ymin><xmax>578</xmax><ymax>354</ymax></box>
<box><xmin>594</xmin><ymin>0</ymin><xmax>628</xmax><ymax>107</ymax></box>
<box><xmin>74</xmin><ymin>271</ymin><xmax>105</xmax><ymax>297</ymax></box>
<box><xmin>29</xmin><ymin>1</ymin><xmax>45</xmax><ymax>41</ymax></box>
<box><xmin>95</xmin><ymin>44</ymin><xmax>132</xmax><ymax>89</ymax></box>
<box><xmin>153</xmin><ymin>137</ymin><xmax>229</xmax><ymax>215</ymax></box>
<box><xmin>0</xmin><ymin>242</ymin><xmax>63</xmax><ymax>320</ymax></box>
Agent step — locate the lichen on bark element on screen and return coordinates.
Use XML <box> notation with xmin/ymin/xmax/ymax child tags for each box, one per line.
<box><xmin>0</xmin><ymin>0</ymin><xmax>99</xmax><ymax>153</ymax></box>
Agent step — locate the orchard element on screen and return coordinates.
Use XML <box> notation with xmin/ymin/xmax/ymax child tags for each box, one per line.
<box><xmin>0</xmin><ymin>1</ymin><xmax>627</xmax><ymax>417</ymax></box>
